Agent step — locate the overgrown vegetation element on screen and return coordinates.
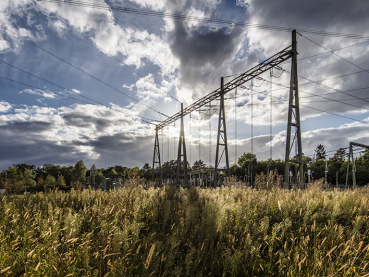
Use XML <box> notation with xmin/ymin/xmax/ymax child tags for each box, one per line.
<box><xmin>1</xmin><ymin>176</ymin><xmax>368</xmax><ymax>276</ymax></box>
<box><xmin>1</xmin><ymin>145</ymin><xmax>368</xmax><ymax>194</ymax></box>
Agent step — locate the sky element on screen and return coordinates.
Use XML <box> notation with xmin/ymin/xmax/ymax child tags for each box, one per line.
<box><xmin>1</xmin><ymin>0</ymin><xmax>369</xmax><ymax>170</ymax></box>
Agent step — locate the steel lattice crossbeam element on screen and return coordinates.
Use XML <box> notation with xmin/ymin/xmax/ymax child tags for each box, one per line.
<box><xmin>156</xmin><ymin>45</ymin><xmax>293</xmax><ymax>130</ymax></box>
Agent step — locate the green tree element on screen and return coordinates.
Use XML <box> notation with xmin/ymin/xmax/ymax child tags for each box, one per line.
<box><xmin>37</xmin><ymin>176</ymin><xmax>45</xmax><ymax>191</ymax></box>
<box><xmin>71</xmin><ymin>160</ymin><xmax>87</xmax><ymax>185</ymax></box>
<box><xmin>7</xmin><ymin>166</ymin><xmax>23</xmax><ymax>182</ymax></box>
<box><xmin>0</xmin><ymin>172</ymin><xmax>6</xmax><ymax>189</ymax></box>
<box><xmin>107</xmin><ymin>168</ymin><xmax>118</xmax><ymax>179</ymax></box>
<box><xmin>334</xmin><ymin>148</ymin><xmax>346</xmax><ymax>160</ymax></box>
<box><xmin>327</xmin><ymin>149</ymin><xmax>346</xmax><ymax>184</ymax></box>
<box><xmin>140</xmin><ymin>163</ymin><xmax>151</xmax><ymax>180</ymax></box>
<box><xmin>95</xmin><ymin>170</ymin><xmax>104</xmax><ymax>186</ymax></box>
<box><xmin>60</xmin><ymin>166</ymin><xmax>73</xmax><ymax>187</ymax></box>
<box><xmin>238</xmin><ymin>152</ymin><xmax>257</xmax><ymax>169</ymax></box>
<box><xmin>315</xmin><ymin>144</ymin><xmax>326</xmax><ymax>160</ymax></box>
<box><xmin>44</xmin><ymin>175</ymin><xmax>56</xmax><ymax>190</ymax></box>
<box><xmin>308</xmin><ymin>159</ymin><xmax>325</xmax><ymax>181</ymax></box>
<box><xmin>23</xmin><ymin>169</ymin><xmax>37</xmax><ymax>191</ymax></box>
<box><xmin>13</xmin><ymin>163</ymin><xmax>36</xmax><ymax>174</ymax></box>
<box><xmin>58</xmin><ymin>175</ymin><xmax>67</xmax><ymax>189</ymax></box>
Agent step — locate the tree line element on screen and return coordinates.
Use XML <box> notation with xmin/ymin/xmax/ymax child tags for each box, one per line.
<box><xmin>0</xmin><ymin>144</ymin><xmax>368</xmax><ymax>193</ymax></box>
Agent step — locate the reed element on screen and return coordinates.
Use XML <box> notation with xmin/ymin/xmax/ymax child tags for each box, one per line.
<box><xmin>0</xmin><ymin>177</ymin><xmax>368</xmax><ymax>276</ymax></box>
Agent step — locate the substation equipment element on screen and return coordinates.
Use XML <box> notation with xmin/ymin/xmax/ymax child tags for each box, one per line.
<box><xmin>345</xmin><ymin>142</ymin><xmax>369</xmax><ymax>189</ymax></box>
<box><xmin>153</xmin><ymin>30</ymin><xmax>304</xmax><ymax>187</ymax></box>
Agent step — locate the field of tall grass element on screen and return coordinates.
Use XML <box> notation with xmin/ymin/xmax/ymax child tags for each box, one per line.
<box><xmin>0</xmin><ymin>177</ymin><xmax>369</xmax><ymax>276</ymax></box>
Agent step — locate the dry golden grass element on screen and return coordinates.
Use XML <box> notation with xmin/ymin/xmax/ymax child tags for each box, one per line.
<box><xmin>0</xmin><ymin>175</ymin><xmax>368</xmax><ymax>276</ymax></box>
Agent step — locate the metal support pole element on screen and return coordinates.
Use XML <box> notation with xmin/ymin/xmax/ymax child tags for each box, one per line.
<box><xmin>152</xmin><ymin>126</ymin><xmax>162</xmax><ymax>183</ymax></box>
<box><xmin>214</xmin><ymin>77</ymin><xmax>230</xmax><ymax>186</ymax></box>
<box><xmin>336</xmin><ymin>172</ymin><xmax>338</xmax><ymax>188</ymax></box>
<box><xmin>176</xmin><ymin>103</ymin><xmax>188</xmax><ymax>186</ymax></box>
<box><xmin>352</xmin><ymin>149</ymin><xmax>356</xmax><ymax>189</ymax></box>
<box><xmin>345</xmin><ymin>142</ymin><xmax>352</xmax><ymax>189</ymax></box>
<box><xmin>325</xmin><ymin>159</ymin><xmax>328</xmax><ymax>186</ymax></box>
<box><xmin>284</xmin><ymin>30</ymin><xmax>303</xmax><ymax>188</ymax></box>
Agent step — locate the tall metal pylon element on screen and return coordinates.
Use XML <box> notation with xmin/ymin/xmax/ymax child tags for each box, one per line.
<box><xmin>345</xmin><ymin>142</ymin><xmax>369</xmax><ymax>189</ymax></box>
<box><xmin>214</xmin><ymin>77</ymin><xmax>230</xmax><ymax>186</ymax></box>
<box><xmin>152</xmin><ymin>125</ymin><xmax>162</xmax><ymax>183</ymax></box>
<box><xmin>176</xmin><ymin>103</ymin><xmax>188</xmax><ymax>186</ymax></box>
<box><xmin>346</xmin><ymin>143</ymin><xmax>356</xmax><ymax>189</ymax></box>
<box><xmin>284</xmin><ymin>30</ymin><xmax>303</xmax><ymax>188</ymax></box>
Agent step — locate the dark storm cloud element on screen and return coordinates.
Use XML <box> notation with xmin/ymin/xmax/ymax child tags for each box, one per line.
<box><xmin>170</xmin><ymin>20</ymin><xmax>246</xmax><ymax>99</ymax></box>
<box><xmin>171</xmin><ymin>24</ymin><xmax>243</xmax><ymax>68</ymax></box>
<box><xmin>63</xmin><ymin>112</ymin><xmax>132</xmax><ymax>130</ymax></box>
<box><xmin>0</xmin><ymin>118</ymin><xmax>153</xmax><ymax>169</ymax></box>
<box><xmin>86</xmin><ymin>132</ymin><xmax>154</xmax><ymax>167</ymax></box>
<box><xmin>0</xmin><ymin>121</ymin><xmax>52</xmax><ymax>133</ymax></box>
<box><xmin>0</xmin><ymin>121</ymin><xmax>88</xmax><ymax>168</ymax></box>
<box><xmin>249</xmin><ymin>0</ymin><xmax>369</xmax><ymax>35</ymax></box>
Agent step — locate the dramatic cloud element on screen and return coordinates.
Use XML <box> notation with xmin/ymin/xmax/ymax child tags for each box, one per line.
<box><xmin>1</xmin><ymin>0</ymin><xmax>369</xmax><ymax>171</ymax></box>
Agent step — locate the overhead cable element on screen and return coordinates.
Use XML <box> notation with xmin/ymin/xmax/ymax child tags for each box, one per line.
<box><xmin>235</xmin><ymin>86</ymin><xmax>368</xmax><ymax>124</ymax></box>
<box><xmin>33</xmin><ymin>0</ymin><xmax>180</xmax><ymax>105</ymax></box>
<box><xmin>1</xmin><ymin>26</ymin><xmax>168</xmax><ymax>119</ymax></box>
<box><xmin>38</xmin><ymin>0</ymin><xmax>369</xmax><ymax>40</ymax></box>
<box><xmin>299</xmin><ymin>33</ymin><xmax>369</xmax><ymax>74</ymax></box>
<box><xmin>0</xmin><ymin>75</ymin><xmax>157</xmax><ymax>124</ymax></box>
<box><xmin>258</xmin><ymin>75</ymin><xmax>369</xmax><ymax>112</ymax></box>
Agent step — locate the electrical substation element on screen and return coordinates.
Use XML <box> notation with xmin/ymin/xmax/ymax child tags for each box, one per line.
<box><xmin>153</xmin><ymin>30</ymin><xmax>305</xmax><ymax>187</ymax></box>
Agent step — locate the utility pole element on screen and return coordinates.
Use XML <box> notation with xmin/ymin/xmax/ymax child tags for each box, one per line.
<box><xmin>214</xmin><ymin>77</ymin><xmax>230</xmax><ymax>186</ymax></box>
<box><xmin>345</xmin><ymin>142</ymin><xmax>368</xmax><ymax>189</ymax></box>
<box><xmin>152</xmin><ymin>125</ymin><xmax>162</xmax><ymax>184</ymax></box>
<box><xmin>325</xmin><ymin>159</ymin><xmax>328</xmax><ymax>186</ymax></box>
<box><xmin>336</xmin><ymin>172</ymin><xmax>338</xmax><ymax>188</ymax></box>
<box><xmin>284</xmin><ymin>30</ymin><xmax>303</xmax><ymax>189</ymax></box>
<box><xmin>248</xmin><ymin>164</ymin><xmax>250</xmax><ymax>187</ymax></box>
<box><xmin>176</xmin><ymin>103</ymin><xmax>188</xmax><ymax>186</ymax></box>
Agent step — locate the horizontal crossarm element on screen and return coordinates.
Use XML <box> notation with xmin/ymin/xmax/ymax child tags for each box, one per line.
<box><xmin>157</xmin><ymin>45</ymin><xmax>292</xmax><ymax>130</ymax></box>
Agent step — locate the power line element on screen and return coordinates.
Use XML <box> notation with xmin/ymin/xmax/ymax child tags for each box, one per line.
<box><xmin>33</xmin><ymin>0</ymin><xmax>180</xmax><ymax>104</ymax></box>
<box><xmin>258</xmin><ymin>67</ymin><xmax>369</xmax><ymax>110</ymax></box>
<box><xmin>38</xmin><ymin>0</ymin><xmax>369</xmax><ymax>40</ymax></box>
<box><xmin>298</xmin><ymin>33</ymin><xmax>369</xmax><ymax>74</ymax></box>
<box><xmin>0</xmin><ymin>59</ymin><xmax>102</xmax><ymax>106</ymax></box>
<box><xmin>273</xmin><ymin>69</ymin><xmax>367</xmax><ymax>89</ymax></box>
<box><xmin>282</xmin><ymin>39</ymin><xmax>369</xmax><ymax>66</ymax></box>
<box><xmin>0</xmin><ymin>75</ymin><xmax>158</xmax><ymax>124</ymax></box>
<box><xmin>300</xmin><ymin>104</ymin><xmax>369</xmax><ymax>124</ymax></box>
<box><xmin>0</xmin><ymin>26</ymin><xmax>168</xmax><ymax>119</ymax></box>
<box><xmin>236</xmin><ymin>86</ymin><xmax>368</xmax><ymax>124</ymax></box>
<box><xmin>258</xmin><ymin>75</ymin><xmax>369</xmax><ymax>112</ymax></box>
<box><xmin>265</xmin><ymin>80</ymin><xmax>369</xmax><ymax>101</ymax></box>
<box><xmin>226</xmin><ymin>40</ymin><xmax>369</xmax><ymax>79</ymax></box>
<box><xmin>298</xmin><ymin>75</ymin><xmax>369</xmax><ymax>104</ymax></box>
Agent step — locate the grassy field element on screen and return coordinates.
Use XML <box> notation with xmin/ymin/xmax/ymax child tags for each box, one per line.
<box><xmin>0</xmin><ymin>177</ymin><xmax>369</xmax><ymax>276</ymax></box>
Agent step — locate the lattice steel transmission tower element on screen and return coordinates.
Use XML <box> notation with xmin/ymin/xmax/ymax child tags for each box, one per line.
<box><xmin>214</xmin><ymin>77</ymin><xmax>230</xmax><ymax>185</ymax></box>
<box><xmin>154</xmin><ymin>30</ymin><xmax>297</xmax><ymax>187</ymax></box>
<box><xmin>152</xmin><ymin>125</ymin><xmax>162</xmax><ymax>183</ymax></box>
<box><xmin>176</xmin><ymin>103</ymin><xmax>188</xmax><ymax>186</ymax></box>
<box><xmin>345</xmin><ymin>142</ymin><xmax>369</xmax><ymax>189</ymax></box>
<box><xmin>284</xmin><ymin>30</ymin><xmax>303</xmax><ymax>188</ymax></box>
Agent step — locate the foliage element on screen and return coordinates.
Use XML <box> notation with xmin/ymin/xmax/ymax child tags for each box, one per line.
<box><xmin>57</xmin><ymin>175</ymin><xmax>67</xmax><ymax>189</ymax></box>
<box><xmin>44</xmin><ymin>175</ymin><xmax>56</xmax><ymax>191</ymax></box>
<box><xmin>23</xmin><ymin>169</ymin><xmax>37</xmax><ymax>191</ymax></box>
<box><xmin>315</xmin><ymin>144</ymin><xmax>326</xmax><ymax>160</ymax></box>
<box><xmin>238</xmin><ymin>152</ymin><xmax>257</xmax><ymax>169</ymax></box>
<box><xmin>1</xmin><ymin>180</ymin><xmax>369</xmax><ymax>276</ymax></box>
<box><xmin>71</xmin><ymin>160</ymin><xmax>87</xmax><ymax>185</ymax></box>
